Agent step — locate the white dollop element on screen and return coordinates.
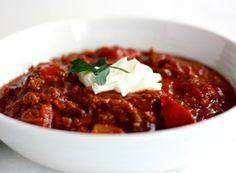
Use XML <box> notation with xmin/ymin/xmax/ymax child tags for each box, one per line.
<box><xmin>78</xmin><ymin>57</ymin><xmax>162</xmax><ymax>96</ymax></box>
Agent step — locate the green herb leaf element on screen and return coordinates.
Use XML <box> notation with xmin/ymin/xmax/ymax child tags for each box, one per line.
<box><xmin>93</xmin><ymin>57</ymin><xmax>106</xmax><ymax>67</ymax></box>
<box><xmin>95</xmin><ymin>66</ymin><xmax>110</xmax><ymax>85</ymax></box>
<box><xmin>68</xmin><ymin>58</ymin><xmax>129</xmax><ymax>85</ymax></box>
<box><xmin>94</xmin><ymin>64</ymin><xmax>109</xmax><ymax>75</ymax></box>
<box><xmin>69</xmin><ymin>59</ymin><xmax>94</xmax><ymax>73</ymax></box>
<box><xmin>110</xmin><ymin>66</ymin><xmax>129</xmax><ymax>73</ymax></box>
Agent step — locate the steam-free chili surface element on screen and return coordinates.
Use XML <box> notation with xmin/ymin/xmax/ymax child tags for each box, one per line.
<box><xmin>0</xmin><ymin>47</ymin><xmax>236</xmax><ymax>133</ymax></box>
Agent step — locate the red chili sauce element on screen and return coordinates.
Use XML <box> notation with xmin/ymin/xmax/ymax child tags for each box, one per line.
<box><xmin>0</xmin><ymin>47</ymin><xmax>236</xmax><ymax>133</ymax></box>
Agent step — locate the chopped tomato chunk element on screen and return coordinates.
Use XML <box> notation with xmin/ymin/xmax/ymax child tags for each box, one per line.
<box><xmin>160</xmin><ymin>95</ymin><xmax>195</xmax><ymax>128</ymax></box>
<box><xmin>39</xmin><ymin>64</ymin><xmax>64</xmax><ymax>77</ymax></box>
<box><xmin>39</xmin><ymin>64</ymin><xmax>65</xmax><ymax>83</ymax></box>
<box><xmin>124</xmin><ymin>49</ymin><xmax>141</xmax><ymax>58</ymax></box>
<box><xmin>95</xmin><ymin>47</ymin><xmax>125</xmax><ymax>60</ymax></box>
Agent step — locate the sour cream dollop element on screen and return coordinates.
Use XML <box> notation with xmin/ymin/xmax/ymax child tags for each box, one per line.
<box><xmin>78</xmin><ymin>57</ymin><xmax>162</xmax><ymax>96</ymax></box>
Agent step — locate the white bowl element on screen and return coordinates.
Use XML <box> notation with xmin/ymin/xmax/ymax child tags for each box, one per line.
<box><xmin>0</xmin><ymin>18</ymin><xmax>236</xmax><ymax>173</ymax></box>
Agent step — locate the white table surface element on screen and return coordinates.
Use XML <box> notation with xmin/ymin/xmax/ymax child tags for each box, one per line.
<box><xmin>1</xmin><ymin>0</ymin><xmax>236</xmax><ymax>172</ymax></box>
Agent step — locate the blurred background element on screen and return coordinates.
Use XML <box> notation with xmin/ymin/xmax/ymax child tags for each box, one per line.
<box><xmin>0</xmin><ymin>0</ymin><xmax>236</xmax><ymax>172</ymax></box>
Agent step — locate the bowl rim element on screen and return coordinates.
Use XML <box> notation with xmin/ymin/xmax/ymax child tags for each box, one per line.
<box><xmin>0</xmin><ymin>16</ymin><xmax>236</xmax><ymax>139</ymax></box>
